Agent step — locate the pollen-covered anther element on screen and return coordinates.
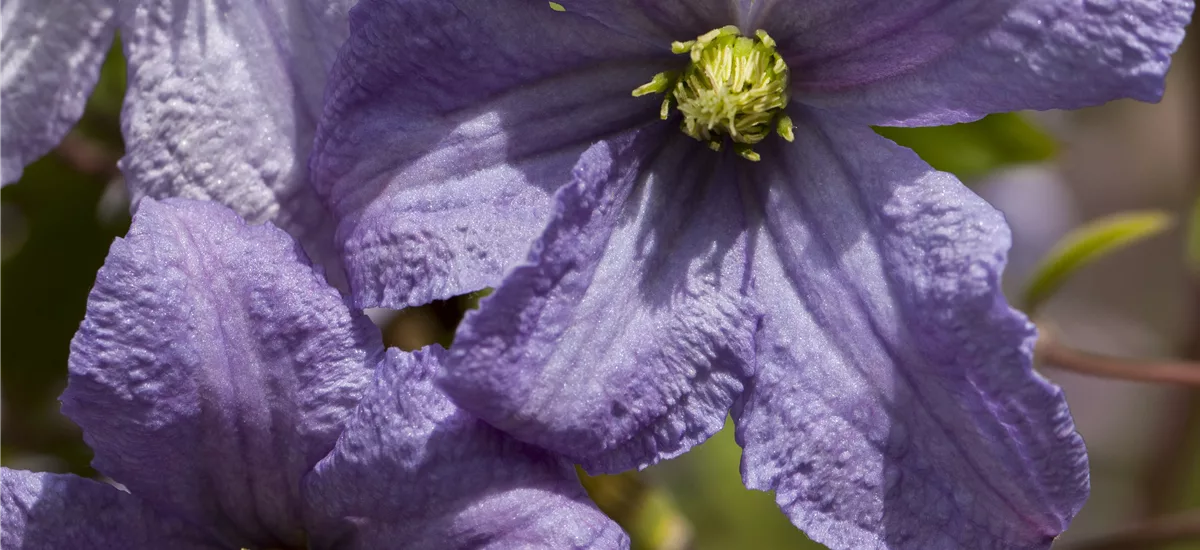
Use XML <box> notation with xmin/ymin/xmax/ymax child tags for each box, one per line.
<box><xmin>633</xmin><ymin>26</ymin><xmax>792</xmax><ymax>161</ymax></box>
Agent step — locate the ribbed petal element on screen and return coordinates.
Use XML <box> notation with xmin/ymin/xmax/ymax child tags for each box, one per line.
<box><xmin>441</xmin><ymin>129</ymin><xmax>756</xmax><ymax>473</ymax></box>
<box><xmin>547</xmin><ymin>0</ymin><xmax>737</xmax><ymax>43</ymax></box>
<box><xmin>303</xmin><ymin>347</ymin><xmax>628</xmax><ymax>550</ymax></box>
<box><xmin>778</xmin><ymin>0</ymin><xmax>1193</xmax><ymax>125</ymax></box>
<box><xmin>312</xmin><ymin>0</ymin><xmax>675</xmax><ymax>308</ymax></box>
<box><xmin>1</xmin><ymin>468</ymin><xmax>218</xmax><ymax>549</ymax></box>
<box><xmin>0</xmin><ymin>0</ymin><xmax>116</xmax><ymax>184</ymax></box>
<box><xmin>734</xmin><ymin>108</ymin><xmax>1089</xmax><ymax>549</ymax></box>
<box><xmin>752</xmin><ymin>0</ymin><xmax>1014</xmax><ymax>93</ymax></box>
<box><xmin>117</xmin><ymin>0</ymin><xmax>352</xmax><ymax>266</ymax></box>
<box><xmin>61</xmin><ymin>199</ymin><xmax>380</xmax><ymax>548</ymax></box>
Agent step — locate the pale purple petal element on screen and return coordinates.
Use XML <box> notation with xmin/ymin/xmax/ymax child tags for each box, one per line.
<box><xmin>1</xmin><ymin>468</ymin><xmax>218</xmax><ymax>549</ymax></box>
<box><xmin>117</xmin><ymin>0</ymin><xmax>352</xmax><ymax>266</ymax></box>
<box><xmin>0</xmin><ymin>0</ymin><xmax>115</xmax><ymax>184</ymax></box>
<box><xmin>312</xmin><ymin>0</ymin><xmax>674</xmax><ymax>308</ymax></box>
<box><xmin>440</xmin><ymin>129</ymin><xmax>756</xmax><ymax>473</ymax></box>
<box><xmin>786</xmin><ymin>0</ymin><xmax>1192</xmax><ymax>125</ymax></box>
<box><xmin>548</xmin><ymin>0</ymin><xmax>735</xmax><ymax>43</ymax></box>
<box><xmin>303</xmin><ymin>347</ymin><xmax>627</xmax><ymax>550</ymax></box>
<box><xmin>61</xmin><ymin>199</ymin><xmax>380</xmax><ymax>548</ymax></box>
<box><xmin>751</xmin><ymin>1</ymin><xmax>1015</xmax><ymax>92</ymax></box>
<box><xmin>735</xmin><ymin>108</ymin><xmax>1088</xmax><ymax>549</ymax></box>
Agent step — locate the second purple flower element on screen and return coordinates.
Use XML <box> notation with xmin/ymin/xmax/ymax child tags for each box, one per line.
<box><xmin>311</xmin><ymin>1</ymin><xmax>1193</xmax><ymax>548</ymax></box>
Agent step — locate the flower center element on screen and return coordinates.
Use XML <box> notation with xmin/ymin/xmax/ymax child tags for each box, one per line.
<box><xmin>634</xmin><ymin>26</ymin><xmax>794</xmax><ymax>162</ymax></box>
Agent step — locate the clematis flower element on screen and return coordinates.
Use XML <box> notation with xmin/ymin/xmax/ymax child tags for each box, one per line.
<box><xmin>1</xmin><ymin>1</ymin><xmax>349</xmax><ymax>265</ymax></box>
<box><xmin>0</xmin><ymin>199</ymin><xmax>625</xmax><ymax>550</ymax></box>
<box><xmin>311</xmin><ymin>1</ymin><xmax>1193</xmax><ymax>548</ymax></box>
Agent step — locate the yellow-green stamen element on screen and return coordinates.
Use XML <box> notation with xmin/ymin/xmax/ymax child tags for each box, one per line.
<box><xmin>633</xmin><ymin>26</ymin><xmax>793</xmax><ymax>161</ymax></box>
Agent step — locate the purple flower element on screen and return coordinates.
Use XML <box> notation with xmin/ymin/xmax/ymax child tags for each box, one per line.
<box><xmin>1</xmin><ymin>1</ymin><xmax>348</xmax><ymax>264</ymax></box>
<box><xmin>0</xmin><ymin>199</ymin><xmax>625</xmax><ymax>549</ymax></box>
<box><xmin>310</xmin><ymin>1</ymin><xmax>1192</xmax><ymax>548</ymax></box>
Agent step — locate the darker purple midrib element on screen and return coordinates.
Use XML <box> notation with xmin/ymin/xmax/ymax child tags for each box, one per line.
<box><xmin>176</xmin><ymin>217</ymin><xmax>307</xmax><ymax>548</ymax></box>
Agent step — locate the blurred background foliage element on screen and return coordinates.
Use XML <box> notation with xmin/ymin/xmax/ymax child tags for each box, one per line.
<box><xmin>3</xmin><ymin>35</ymin><xmax>1199</xmax><ymax>550</ymax></box>
<box><xmin>878</xmin><ymin>111</ymin><xmax>1057</xmax><ymax>180</ymax></box>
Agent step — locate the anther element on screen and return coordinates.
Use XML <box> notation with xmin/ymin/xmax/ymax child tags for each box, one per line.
<box><xmin>634</xmin><ymin>27</ymin><xmax>791</xmax><ymax>161</ymax></box>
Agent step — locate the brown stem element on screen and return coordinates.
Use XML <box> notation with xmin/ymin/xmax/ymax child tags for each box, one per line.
<box><xmin>1036</xmin><ymin>339</ymin><xmax>1200</xmax><ymax>387</ymax></box>
<box><xmin>1057</xmin><ymin>509</ymin><xmax>1200</xmax><ymax>550</ymax></box>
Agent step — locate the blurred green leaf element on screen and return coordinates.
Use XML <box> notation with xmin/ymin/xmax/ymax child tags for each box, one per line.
<box><xmin>875</xmin><ymin>113</ymin><xmax>1057</xmax><ymax>180</ymax></box>
<box><xmin>1022</xmin><ymin>211</ymin><xmax>1174</xmax><ymax>314</ymax></box>
<box><xmin>649</xmin><ymin>421</ymin><xmax>825</xmax><ymax>550</ymax></box>
<box><xmin>579</xmin><ymin>470</ymin><xmax>692</xmax><ymax>550</ymax></box>
<box><xmin>457</xmin><ymin>287</ymin><xmax>494</xmax><ymax>311</ymax></box>
<box><xmin>1</xmin><ymin>154</ymin><xmax>129</xmax><ymax>475</ymax></box>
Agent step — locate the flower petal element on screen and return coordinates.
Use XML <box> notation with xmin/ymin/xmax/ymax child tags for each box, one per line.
<box><xmin>441</xmin><ymin>129</ymin><xmax>756</xmax><ymax>473</ymax></box>
<box><xmin>312</xmin><ymin>0</ymin><xmax>674</xmax><ymax>308</ymax></box>
<box><xmin>61</xmin><ymin>199</ymin><xmax>380</xmax><ymax>548</ymax></box>
<box><xmin>303</xmin><ymin>347</ymin><xmax>627</xmax><ymax>550</ymax></box>
<box><xmin>735</xmin><ymin>109</ymin><xmax>1089</xmax><ymax>549</ymax></box>
<box><xmin>1</xmin><ymin>0</ymin><xmax>116</xmax><ymax>184</ymax></box>
<box><xmin>782</xmin><ymin>0</ymin><xmax>1192</xmax><ymax>125</ymax></box>
<box><xmin>548</xmin><ymin>0</ymin><xmax>737</xmax><ymax>42</ymax></box>
<box><xmin>117</xmin><ymin>0</ymin><xmax>352</xmax><ymax>264</ymax></box>
<box><xmin>1</xmin><ymin>468</ymin><xmax>217</xmax><ymax>549</ymax></box>
<box><xmin>757</xmin><ymin>1</ymin><xmax>1014</xmax><ymax>92</ymax></box>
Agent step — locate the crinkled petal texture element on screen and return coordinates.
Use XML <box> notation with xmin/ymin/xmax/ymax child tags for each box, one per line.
<box><xmin>0</xmin><ymin>0</ymin><xmax>116</xmax><ymax>184</ymax></box>
<box><xmin>61</xmin><ymin>199</ymin><xmax>381</xmax><ymax>549</ymax></box>
<box><xmin>776</xmin><ymin>0</ymin><xmax>1193</xmax><ymax>125</ymax></box>
<box><xmin>304</xmin><ymin>347</ymin><xmax>626</xmax><ymax>550</ymax></box>
<box><xmin>312</xmin><ymin>0</ymin><xmax>678</xmax><ymax>308</ymax></box>
<box><xmin>441</xmin><ymin>129</ymin><xmax>757</xmax><ymax>473</ymax></box>
<box><xmin>734</xmin><ymin>108</ymin><xmax>1088</xmax><ymax>549</ymax></box>
<box><xmin>117</xmin><ymin>0</ymin><xmax>352</xmax><ymax>264</ymax></box>
<box><xmin>1</xmin><ymin>469</ymin><xmax>218</xmax><ymax>549</ymax></box>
